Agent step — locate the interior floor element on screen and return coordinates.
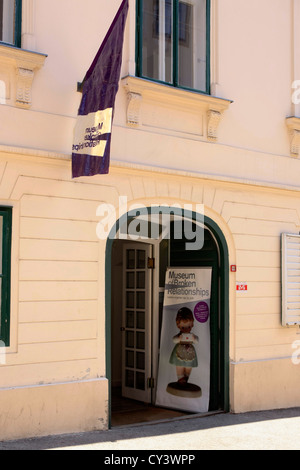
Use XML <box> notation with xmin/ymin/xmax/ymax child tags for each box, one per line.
<box><xmin>111</xmin><ymin>387</ymin><xmax>192</xmax><ymax>427</ymax></box>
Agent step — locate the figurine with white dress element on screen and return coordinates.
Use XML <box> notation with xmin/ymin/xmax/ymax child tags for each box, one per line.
<box><xmin>167</xmin><ymin>307</ymin><xmax>202</xmax><ymax>397</ymax></box>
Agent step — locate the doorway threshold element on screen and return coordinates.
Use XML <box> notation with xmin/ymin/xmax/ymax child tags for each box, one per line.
<box><xmin>111</xmin><ymin>392</ymin><xmax>224</xmax><ymax>428</ymax></box>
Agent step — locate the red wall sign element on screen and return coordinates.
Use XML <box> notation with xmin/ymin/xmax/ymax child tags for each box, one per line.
<box><xmin>236</xmin><ymin>282</ymin><xmax>247</xmax><ymax>291</ymax></box>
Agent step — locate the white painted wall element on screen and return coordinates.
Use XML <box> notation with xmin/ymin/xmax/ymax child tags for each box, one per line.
<box><xmin>0</xmin><ymin>0</ymin><xmax>297</xmax><ymax>170</ymax></box>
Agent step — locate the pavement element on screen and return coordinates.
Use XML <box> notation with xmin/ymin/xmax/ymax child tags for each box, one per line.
<box><xmin>0</xmin><ymin>407</ymin><xmax>300</xmax><ymax>451</ymax></box>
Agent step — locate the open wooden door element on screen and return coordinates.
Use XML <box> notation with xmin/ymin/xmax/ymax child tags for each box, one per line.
<box><xmin>122</xmin><ymin>243</ymin><xmax>153</xmax><ymax>403</ymax></box>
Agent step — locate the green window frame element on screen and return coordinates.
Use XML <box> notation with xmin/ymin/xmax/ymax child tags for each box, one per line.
<box><xmin>0</xmin><ymin>207</ymin><xmax>12</xmax><ymax>347</ymax></box>
<box><xmin>0</xmin><ymin>0</ymin><xmax>22</xmax><ymax>48</ymax></box>
<box><xmin>136</xmin><ymin>0</ymin><xmax>211</xmax><ymax>94</ymax></box>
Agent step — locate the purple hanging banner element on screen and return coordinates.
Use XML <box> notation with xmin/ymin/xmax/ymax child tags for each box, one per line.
<box><xmin>72</xmin><ymin>0</ymin><xmax>129</xmax><ymax>177</ymax></box>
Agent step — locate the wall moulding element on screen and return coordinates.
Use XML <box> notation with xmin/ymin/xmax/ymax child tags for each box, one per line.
<box><xmin>126</xmin><ymin>91</ymin><xmax>142</xmax><ymax>127</ymax></box>
<box><xmin>0</xmin><ymin>44</ymin><xmax>47</xmax><ymax>109</ymax></box>
<box><xmin>286</xmin><ymin>117</ymin><xmax>300</xmax><ymax>157</ymax></box>
<box><xmin>121</xmin><ymin>75</ymin><xmax>232</xmax><ymax>141</ymax></box>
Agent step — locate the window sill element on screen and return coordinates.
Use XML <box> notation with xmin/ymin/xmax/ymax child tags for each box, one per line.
<box><xmin>286</xmin><ymin>116</ymin><xmax>300</xmax><ymax>157</ymax></box>
<box><xmin>121</xmin><ymin>75</ymin><xmax>232</xmax><ymax>142</ymax></box>
<box><xmin>0</xmin><ymin>44</ymin><xmax>47</xmax><ymax>109</ymax></box>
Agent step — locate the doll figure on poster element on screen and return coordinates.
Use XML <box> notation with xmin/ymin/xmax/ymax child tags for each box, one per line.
<box><xmin>168</xmin><ymin>307</ymin><xmax>200</xmax><ymax>392</ymax></box>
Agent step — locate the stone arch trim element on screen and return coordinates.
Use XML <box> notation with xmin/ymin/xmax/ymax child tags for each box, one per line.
<box><xmin>105</xmin><ymin>205</ymin><xmax>231</xmax><ymax>426</ymax></box>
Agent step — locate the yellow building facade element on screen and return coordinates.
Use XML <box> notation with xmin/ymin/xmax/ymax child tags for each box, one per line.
<box><xmin>0</xmin><ymin>0</ymin><xmax>300</xmax><ymax>440</ymax></box>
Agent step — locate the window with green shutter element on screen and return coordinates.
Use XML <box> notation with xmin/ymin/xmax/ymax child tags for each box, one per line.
<box><xmin>0</xmin><ymin>207</ymin><xmax>12</xmax><ymax>347</ymax></box>
<box><xmin>281</xmin><ymin>233</ymin><xmax>300</xmax><ymax>326</ymax></box>
<box><xmin>136</xmin><ymin>0</ymin><xmax>210</xmax><ymax>94</ymax></box>
<box><xmin>0</xmin><ymin>0</ymin><xmax>22</xmax><ymax>48</ymax></box>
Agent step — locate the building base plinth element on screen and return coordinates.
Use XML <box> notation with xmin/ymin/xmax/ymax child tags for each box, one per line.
<box><xmin>0</xmin><ymin>378</ymin><xmax>108</xmax><ymax>441</ymax></box>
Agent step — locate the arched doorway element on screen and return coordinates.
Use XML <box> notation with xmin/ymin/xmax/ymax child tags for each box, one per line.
<box><xmin>105</xmin><ymin>207</ymin><xmax>229</xmax><ymax>427</ymax></box>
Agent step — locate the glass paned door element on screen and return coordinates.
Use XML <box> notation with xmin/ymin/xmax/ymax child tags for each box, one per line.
<box><xmin>122</xmin><ymin>243</ymin><xmax>152</xmax><ymax>402</ymax></box>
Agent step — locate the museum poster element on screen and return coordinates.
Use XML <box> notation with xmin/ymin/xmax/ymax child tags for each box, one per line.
<box><xmin>156</xmin><ymin>267</ymin><xmax>212</xmax><ymax>413</ymax></box>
